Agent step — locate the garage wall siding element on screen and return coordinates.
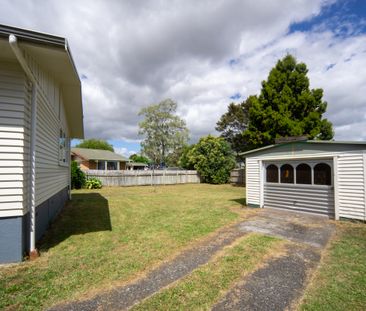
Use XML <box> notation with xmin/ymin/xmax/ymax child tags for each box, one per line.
<box><xmin>337</xmin><ymin>152</ymin><xmax>366</xmax><ymax>220</ymax></box>
<box><xmin>0</xmin><ymin>61</ymin><xmax>30</xmax><ymax>217</ymax></box>
<box><xmin>246</xmin><ymin>158</ymin><xmax>260</xmax><ymax>207</ymax></box>
<box><xmin>264</xmin><ymin>184</ymin><xmax>334</xmax><ymax>216</ymax></box>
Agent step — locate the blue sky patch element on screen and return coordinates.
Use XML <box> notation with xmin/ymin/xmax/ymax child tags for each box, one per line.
<box><xmin>230</xmin><ymin>92</ymin><xmax>241</xmax><ymax>100</ymax></box>
<box><xmin>289</xmin><ymin>0</ymin><xmax>366</xmax><ymax>37</ymax></box>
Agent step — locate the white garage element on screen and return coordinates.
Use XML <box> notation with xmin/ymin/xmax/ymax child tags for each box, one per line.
<box><xmin>242</xmin><ymin>140</ymin><xmax>366</xmax><ymax>220</ymax></box>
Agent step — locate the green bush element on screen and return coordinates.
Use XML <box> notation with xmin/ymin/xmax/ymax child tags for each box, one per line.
<box><xmin>71</xmin><ymin>161</ymin><xmax>86</xmax><ymax>189</ymax></box>
<box><xmin>186</xmin><ymin>135</ymin><xmax>235</xmax><ymax>184</ymax></box>
<box><xmin>85</xmin><ymin>178</ymin><xmax>102</xmax><ymax>189</ymax></box>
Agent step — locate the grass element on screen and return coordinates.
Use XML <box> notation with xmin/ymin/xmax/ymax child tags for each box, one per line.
<box><xmin>299</xmin><ymin>222</ymin><xmax>366</xmax><ymax>311</ymax></box>
<box><xmin>132</xmin><ymin>233</ymin><xmax>285</xmax><ymax>311</ymax></box>
<box><xmin>0</xmin><ymin>184</ymin><xmax>247</xmax><ymax>310</ymax></box>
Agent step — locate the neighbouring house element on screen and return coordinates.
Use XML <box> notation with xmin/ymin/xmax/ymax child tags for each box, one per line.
<box><xmin>0</xmin><ymin>25</ymin><xmax>84</xmax><ymax>263</ymax></box>
<box><xmin>126</xmin><ymin>162</ymin><xmax>148</xmax><ymax>170</ymax></box>
<box><xmin>71</xmin><ymin>147</ymin><xmax>129</xmax><ymax>171</ymax></box>
<box><xmin>241</xmin><ymin>140</ymin><xmax>366</xmax><ymax>221</ymax></box>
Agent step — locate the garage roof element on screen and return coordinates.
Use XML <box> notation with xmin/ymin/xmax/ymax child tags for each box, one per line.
<box><xmin>240</xmin><ymin>140</ymin><xmax>366</xmax><ymax>157</ymax></box>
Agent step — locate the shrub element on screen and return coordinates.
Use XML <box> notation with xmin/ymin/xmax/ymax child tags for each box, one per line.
<box><xmin>187</xmin><ymin>135</ymin><xmax>235</xmax><ymax>184</ymax></box>
<box><xmin>85</xmin><ymin>178</ymin><xmax>102</xmax><ymax>189</ymax></box>
<box><xmin>71</xmin><ymin>161</ymin><xmax>86</xmax><ymax>189</ymax></box>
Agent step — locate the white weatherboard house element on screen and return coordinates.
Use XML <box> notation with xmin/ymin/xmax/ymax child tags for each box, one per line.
<box><xmin>242</xmin><ymin>140</ymin><xmax>366</xmax><ymax>221</ymax></box>
<box><xmin>0</xmin><ymin>25</ymin><xmax>83</xmax><ymax>263</ymax></box>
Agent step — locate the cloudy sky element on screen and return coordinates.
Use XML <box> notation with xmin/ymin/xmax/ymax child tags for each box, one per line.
<box><xmin>1</xmin><ymin>0</ymin><xmax>365</xmax><ymax>156</ymax></box>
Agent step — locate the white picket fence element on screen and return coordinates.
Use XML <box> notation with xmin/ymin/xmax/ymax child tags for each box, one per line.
<box><xmin>85</xmin><ymin>170</ymin><xmax>200</xmax><ymax>187</ymax></box>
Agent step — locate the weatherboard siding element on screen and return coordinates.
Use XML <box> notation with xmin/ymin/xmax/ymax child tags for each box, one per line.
<box><xmin>0</xmin><ymin>52</ymin><xmax>71</xmax><ymax>217</ymax></box>
<box><xmin>246</xmin><ymin>158</ymin><xmax>260</xmax><ymax>207</ymax></box>
<box><xmin>27</xmin><ymin>56</ymin><xmax>70</xmax><ymax>208</ymax></box>
<box><xmin>337</xmin><ymin>152</ymin><xmax>366</xmax><ymax>220</ymax></box>
<box><xmin>0</xmin><ymin>61</ymin><xmax>30</xmax><ymax>217</ymax></box>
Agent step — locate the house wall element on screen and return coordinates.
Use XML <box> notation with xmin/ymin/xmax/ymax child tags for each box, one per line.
<box><xmin>23</xmin><ymin>50</ymin><xmax>71</xmax><ymax>207</ymax></box>
<box><xmin>0</xmin><ymin>50</ymin><xmax>72</xmax><ymax>263</ymax></box>
<box><xmin>0</xmin><ymin>61</ymin><xmax>30</xmax><ymax>218</ymax></box>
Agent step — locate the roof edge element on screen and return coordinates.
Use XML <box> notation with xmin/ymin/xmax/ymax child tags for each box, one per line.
<box><xmin>0</xmin><ymin>24</ymin><xmax>66</xmax><ymax>48</ymax></box>
<box><xmin>240</xmin><ymin>140</ymin><xmax>366</xmax><ymax>157</ymax></box>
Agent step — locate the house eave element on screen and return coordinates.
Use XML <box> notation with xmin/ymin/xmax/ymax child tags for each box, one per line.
<box><xmin>0</xmin><ymin>24</ymin><xmax>84</xmax><ymax>138</ymax></box>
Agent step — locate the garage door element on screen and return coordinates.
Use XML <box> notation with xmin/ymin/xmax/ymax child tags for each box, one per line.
<box><xmin>264</xmin><ymin>162</ymin><xmax>335</xmax><ymax>217</ymax></box>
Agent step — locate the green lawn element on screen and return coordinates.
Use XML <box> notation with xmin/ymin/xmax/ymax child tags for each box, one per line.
<box><xmin>299</xmin><ymin>222</ymin><xmax>366</xmax><ymax>311</ymax></box>
<box><xmin>0</xmin><ymin>184</ymin><xmax>247</xmax><ymax>310</ymax></box>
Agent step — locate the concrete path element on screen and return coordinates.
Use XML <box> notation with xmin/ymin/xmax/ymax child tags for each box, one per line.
<box><xmin>212</xmin><ymin>208</ymin><xmax>335</xmax><ymax>311</ymax></box>
<box><xmin>49</xmin><ymin>208</ymin><xmax>334</xmax><ymax>311</ymax></box>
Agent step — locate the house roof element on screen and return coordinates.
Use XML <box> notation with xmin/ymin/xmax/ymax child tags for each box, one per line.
<box><xmin>240</xmin><ymin>140</ymin><xmax>366</xmax><ymax>157</ymax></box>
<box><xmin>126</xmin><ymin>162</ymin><xmax>148</xmax><ymax>167</ymax></box>
<box><xmin>0</xmin><ymin>24</ymin><xmax>84</xmax><ymax>138</ymax></box>
<box><xmin>71</xmin><ymin>148</ymin><xmax>129</xmax><ymax>162</ymax></box>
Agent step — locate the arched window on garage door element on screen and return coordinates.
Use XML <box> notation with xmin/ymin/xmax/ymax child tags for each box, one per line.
<box><xmin>296</xmin><ymin>163</ymin><xmax>312</xmax><ymax>184</ymax></box>
<box><xmin>266</xmin><ymin>164</ymin><xmax>279</xmax><ymax>183</ymax></box>
<box><xmin>280</xmin><ymin>164</ymin><xmax>294</xmax><ymax>183</ymax></box>
<box><xmin>314</xmin><ymin>163</ymin><xmax>332</xmax><ymax>185</ymax></box>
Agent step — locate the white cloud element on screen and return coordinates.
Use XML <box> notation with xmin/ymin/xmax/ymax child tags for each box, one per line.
<box><xmin>0</xmin><ymin>0</ymin><xmax>364</xmax><ymax>142</ymax></box>
<box><xmin>114</xmin><ymin>147</ymin><xmax>136</xmax><ymax>158</ymax></box>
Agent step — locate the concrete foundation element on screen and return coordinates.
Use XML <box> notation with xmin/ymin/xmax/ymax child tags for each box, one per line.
<box><xmin>0</xmin><ymin>187</ymin><xmax>68</xmax><ymax>264</ymax></box>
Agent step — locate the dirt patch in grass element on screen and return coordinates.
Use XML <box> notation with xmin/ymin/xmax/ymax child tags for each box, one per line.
<box><xmin>0</xmin><ymin>184</ymin><xmax>248</xmax><ymax>310</ymax></box>
<box><xmin>298</xmin><ymin>221</ymin><xmax>366</xmax><ymax>311</ymax></box>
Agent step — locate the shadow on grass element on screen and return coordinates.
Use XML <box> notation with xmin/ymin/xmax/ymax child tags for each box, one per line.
<box><xmin>39</xmin><ymin>192</ymin><xmax>112</xmax><ymax>252</ymax></box>
<box><xmin>231</xmin><ymin>198</ymin><xmax>247</xmax><ymax>206</ymax></box>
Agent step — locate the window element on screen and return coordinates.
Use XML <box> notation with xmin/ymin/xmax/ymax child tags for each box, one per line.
<box><xmin>59</xmin><ymin>129</ymin><xmax>68</xmax><ymax>165</ymax></box>
<box><xmin>266</xmin><ymin>164</ymin><xmax>279</xmax><ymax>183</ymax></box>
<box><xmin>296</xmin><ymin>163</ymin><xmax>311</xmax><ymax>184</ymax></box>
<box><xmin>280</xmin><ymin>164</ymin><xmax>294</xmax><ymax>183</ymax></box>
<box><xmin>107</xmin><ymin>161</ymin><xmax>118</xmax><ymax>170</ymax></box>
<box><xmin>97</xmin><ymin>161</ymin><xmax>105</xmax><ymax>170</ymax></box>
<box><xmin>314</xmin><ymin>163</ymin><xmax>331</xmax><ymax>185</ymax></box>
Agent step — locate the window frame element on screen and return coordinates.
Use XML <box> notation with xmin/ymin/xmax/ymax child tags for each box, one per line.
<box><xmin>296</xmin><ymin>163</ymin><xmax>312</xmax><ymax>185</ymax></box>
<box><xmin>280</xmin><ymin>164</ymin><xmax>294</xmax><ymax>184</ymax></box>
<box><xmin>58</xmin><ymin>128</ymin><xmax>69</xmax><ymax>167</ymax></box>
<box><xmin>264</xmin><ymin>160</ymin><xmax>333</xmax><ymax>187</ymax></box>
<box><xmin>313</xmin><ymin>163</ymin><xmax>332</xmax><ymax>186</ymax></box>
<box><xmin>266</xmin><ymin>164</ymin><xmax>279</xmax><ymax>183</ymax></box>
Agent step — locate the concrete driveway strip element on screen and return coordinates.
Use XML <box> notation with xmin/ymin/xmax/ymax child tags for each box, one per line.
<box><xmin>212</xmin><ymin>208</ymin><xmax>335</xmax><ymax>311</ymax></box>
<box><xmin>212</xmin><ymin>244</ymin><xmax>320</xmax><ymax>311</ymax></box>
<box><xmin>49</xmin><ymin>208</ymin><xmax>335</xmax><ymax>311</ymax></box>
<box><xmin>48</xmin><ymin>223</ymin><xmax>247</xmax><ymax>311</ymax></box>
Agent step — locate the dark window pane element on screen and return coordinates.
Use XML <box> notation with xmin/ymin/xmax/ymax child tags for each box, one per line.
<box><xmin>266</xmin><ymin>164</ymin><xmax>278</xmax><ymax>183</ymax></box>
<box><xmin>314</xmin><ymin>163</ymin><xmax>331</xmax><ymax>185</ymax></box>
<box><xmin>280</xmin><ymin>164</ymin><xmax>294</xmax><ymax>183</ymax></box>
<box><xmin>107</xmin><ymin>161</ymin><xmax>117</xmax><ymax>170</ymax></box>
<box><xmin>97</xmin><ymin>161</ymin><xmax>105</xmax><ymax>170</ymax></box>
<box><xmin>296</xmin><ymin>163</ymin><xmax>311</xmax><ymax>184</ymax></box>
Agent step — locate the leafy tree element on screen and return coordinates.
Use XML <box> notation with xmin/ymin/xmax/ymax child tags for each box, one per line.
<box><xmin>178</xmin><ymin>145</ymin><xmax>195</xmax><ymax>169</ymax></box>
<box><xmin>139</xmin><ymin>99</ymin><xmax>189</xmax><ymax>165</ymax></box>
<box><xmin>216</xmin><ymin>97</ymin><xmax>253</xmax><ymax>154</ymax></box>
<box><xmin>71</xmin><ymin>161</ymin><xmax>86</xmax><ymax>189</ymax></box>
<box><xmin>187</xmin><ymin>135</ymin><xmax>235</xmax><ymax>184</ymax></box>
<box><xmin>243</xmin><ymin>54</ymin><xmax>334</xmax><ymax>149</ymax></box>
<box><xmin>75</xmin><ymin>139</ymin><xmax>114</xmax><ymax>152</ymax></box>
<box><xmin>129</xmin><ymin>154</ymin><xmax>150</xmax><ymax>164</ymax></box>
<box><xmin>165</xmin><ymin>147</ymin><xmax>184</xmax><ymax>167</ymax></box>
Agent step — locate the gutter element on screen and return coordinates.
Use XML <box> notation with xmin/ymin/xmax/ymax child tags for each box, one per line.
<box><xmin>9</xmin><ymin>34</ymin><xmax>39</xmax><ymax>259</ymax></box>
